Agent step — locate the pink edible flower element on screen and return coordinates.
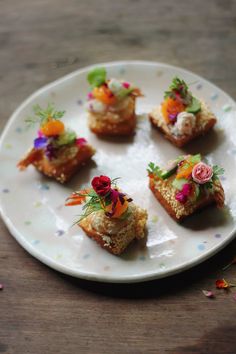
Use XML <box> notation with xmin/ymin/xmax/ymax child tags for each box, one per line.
<box><xmin>192</xmin><ymin>162</ymin><xmax>213</xmax><ymax>184</ymax></box>
<box><xmin>175</xmin><ymin>191</ymin><xmax>187</xmax><ymax>203</ymax></box>
<box><xmin>182</xmin><ymin>183</ymin><xmax>192</xmax><ymax>195</ymax></box>
<box><xmin>76</xmin><ymin>138</ymin><xmax>87</xmax><ymax>147</ymax></box>
<box><xmin>87</xmin><ymin>92</ymin><xmax>94</xmax><ymax>100</ymax></box>
<box><xmin>175</xmin><ymin>183</ymin><xmax>192</xmax><ymax>204</ymax></box>
<box><xmin>122</xmin><ymin>82</ymin><xmax>130</xmax><ymax>89</ymax></box>
<box><xmin>37</xmin><ymin>130</ymin><xmax>43</xmax><ymax>137</ymax></box>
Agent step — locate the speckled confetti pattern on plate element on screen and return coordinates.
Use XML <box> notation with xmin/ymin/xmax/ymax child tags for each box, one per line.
<box><xmin>0</xmin><ymin>61</ymin><xmax>236</xmax><ymax>283</ymax></box>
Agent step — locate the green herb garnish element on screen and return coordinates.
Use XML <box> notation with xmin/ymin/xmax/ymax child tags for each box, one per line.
<box><xmin>212</xmin><ymin>165</ymin><xmax>225</xmax><ymax>180</ymax></box>
<box><xmin>164</xmin><ymin>77</ymin><xmax>201</xmax><ymax>112</ymax></box>
<box><xmin>25</xmin><ymin>103</ymin><xmax>65</xmax><ymax>127</ymax></box>
<box><xmin>164</xmin><ymin>77</ymin><xmax>191</xmax><ymax>104</ymax></box>
<box><xmin>147</xmin><ymin>162</ymin><xmax>163</xmax><ymax>178</ymax></box>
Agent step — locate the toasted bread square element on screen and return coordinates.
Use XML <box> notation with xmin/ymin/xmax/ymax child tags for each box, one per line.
<box><xmin>149</xmin><ymin>100</ymin><xmax>217</xmax><ymax>147</ymax></box>
<box><xmin>18</xmin><ymin>143</ymin><xmax>95</xmax><ymax>183</ymax></box>
<box><xmin>79</xmin><ymin>203</ymin><xmax>147</xmax><ymax>255</ymax></box>
<box><xmin>149</xmin><ymin>175</ymin><xmax>224</xmax><ymax>221</ymax></box>
<box><xmin>88</xmin><ymin>96</ymin><xmax>136</xmax><ymax>136</ymax></box>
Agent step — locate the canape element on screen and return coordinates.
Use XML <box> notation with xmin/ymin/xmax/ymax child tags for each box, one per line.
<box><xmin>17</xmin><ymin>103</ymin><xmax>95</xmax><ymax>183</ymax></box>
<box><xmin>149</xmin><ymin>77</ymin><xmax>217</xmax><ymax>147</ymax></box>
<box><xmin>85</xmin><ymin>67</ymin><xmax>142</xmax><ymax>136</ymax></box>
<box><xmin>147</xmin><ymin>154</ymin><xmax>225</xmax><ymax>221</ymax></box>
<box><xmin>66</xmin><ymin>175</ymin><xmax>147</xmax><ymax>255</ymax></box>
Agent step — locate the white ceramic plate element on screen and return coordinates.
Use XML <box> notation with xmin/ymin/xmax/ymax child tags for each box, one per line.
<box><xmin>1</xmin><ymin>61</ymin><xmax>236</xmax><ymax>283</ymax></box>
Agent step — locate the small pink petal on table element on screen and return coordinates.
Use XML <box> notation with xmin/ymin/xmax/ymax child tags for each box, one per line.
<box><xmin>233</xmin><ymin>293</ymin><xmax>236</xmax><ymax>301</ymax></box>
<box><xmin>0</xmin><ymin>284</ymin><xmax>4</xmax><ymax>290</ymax></box>
<box><xmin>202</xmin><ymin>289</ymin><xmax>214</xmax><ymax>298</ymax></box>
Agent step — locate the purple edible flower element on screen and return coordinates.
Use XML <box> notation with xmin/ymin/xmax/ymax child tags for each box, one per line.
<box><xmin>104</xmin><ymin>189</ymin><xmax>131</xmax><ymax>218</ymax></box>
<box><xmin>45</xmin><ymin>143</ymin><xmax>56</xmax><ymax>160</ymax></box>
<box><xmin>34</xmin><ymin>137</ymin><xmax>48</xmax><ymax>149</ymax></box>
<box><xmin>168</xmin><ymin>113</ymin><xmax>178</xmax><ymax>123</ymax></box>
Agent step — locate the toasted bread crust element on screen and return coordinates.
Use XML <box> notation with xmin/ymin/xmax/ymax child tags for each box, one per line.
<box><xmin>149</xmin><ymin>100</ymin><xmax>217</xmax><ymax>147</ymax></box>
<box><xmin>149</xmin><ymin>177</ymin><xmax>223</xmax><ymax>221</ymax></box>
<box><xmin>79</xmin><ymin>205</ymin><xmax>147</xmax><ymax>255</ymax></box>
<box><xmin>79</xmin><ymin>220</ymin><xmax>135</xmax><ymax>255</ymax></box>
<box><xmin>89</xmin><ymin>115</ymin><xmax>136</xmax><ymax>136</ymax></box>
<box><xmin>17</xmin><ymin>143</ymin><xmax>95</xmax><ymax>183</ymax></box>
<box><xmin>149</xmin><ymin>115</ymin><xmax>216</xmax><ymax>147</ymax></box>
<box><xmin>88</xmin><ymin>96</ymin><xmax>137</xmax><ymax>136</ymax></box>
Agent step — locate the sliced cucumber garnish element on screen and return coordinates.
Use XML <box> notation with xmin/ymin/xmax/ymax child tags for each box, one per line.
<box><xmin>172</xmin><ymin>178</ymin><xmax>188</xmax><ymax>190</ymax></box>
<box><xmin>161</xmin><ymin>166</ymin><xmax>178</xmax><ymax>179</ymax></box>
<box><xmin>186</xmin><ymin>97</ymin><xmax>201</xmax><ymax>114</ymax></box>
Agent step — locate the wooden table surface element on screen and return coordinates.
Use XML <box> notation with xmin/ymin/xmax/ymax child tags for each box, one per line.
<box><xmin>1</xmin><ymin>1</ymin><xmax>236</xmax><ymax>353</ymax></box>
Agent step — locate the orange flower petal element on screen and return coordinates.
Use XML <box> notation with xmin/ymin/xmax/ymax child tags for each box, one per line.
<box><xmin>216</xmin><ymin>279</ymin><xmax>229</xmax><ymax>289</ymax></box>
<box><xmin>161</xmin><ymin>97</ymin><xmax>185</xmax><ymax>124</ymax></box>
<box><xmin>65</xmin><ymin>189</ymin><xmax>90</xmax><ymax>206</ymax></box>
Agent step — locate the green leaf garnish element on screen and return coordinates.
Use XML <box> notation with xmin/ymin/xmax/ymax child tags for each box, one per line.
<box><xmin>164</xmin><ymin>77</ymin><xmax>201</xmax><ymax>112</ymax></box>
<box><xmin>87</xmin><ymin>67</ymin><xmax>106</xmax><ymax>88</ymax></box>
<box><xmin>147</xmin><ymin>162</ymin><xmax>163</xmax><ymax>178</ymax></box>
<box><xmin>25</xmin><ymin>103</ymin><xmax>65</xmax><ymax>127</ymax></box>
<box><xmin>164</xmin><ymin>77</ymin><xmax>192</xmax><ymax>105</ymax></box>
<box><xmin>188</xmin><ymin>154</ymin><xmax>201</xmax><ymax>165</ymax></box>
<box><xmin>212</xmin><ymin>165</ymin><xmax>225</xmax><ymax>180</ymax></box>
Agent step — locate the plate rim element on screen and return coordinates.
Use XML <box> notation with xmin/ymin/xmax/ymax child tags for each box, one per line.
<box><xmin>0</xmin><ymin>60</ymin><xmax>236</xmax><ymax>283</ymax></box>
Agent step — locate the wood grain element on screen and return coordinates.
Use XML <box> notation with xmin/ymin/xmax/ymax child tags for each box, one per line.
<box><xmin>1</xmin><ymin>0</ymin><xmax>236</xmax><ymax>353</ymax></box>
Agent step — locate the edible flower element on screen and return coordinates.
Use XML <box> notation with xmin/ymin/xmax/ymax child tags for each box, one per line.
<box><xmin>202</xmin><ymin>290</ymin><xmax>214</xmax><ymax>298</ymax></box>
<box><xmin>92</xmin><ymin>85</ymin><xmax>116</xmax><ymax>105</ymax></box>
<box><xmin>163</xmin><ymin>77</ymin><xmax>201</xmax><ymax>120</ymax></box>
<box><xmin>45</xmin><ymin>143</ymin><xmax>56</xmax><ymax>160</ymax></box>
<box><xmin>91</xmin><ymin>175</ymin><xmax>111</xmax><ymax>197</ymax></box>
<box><xmin>65</xmin><ymin>189</ymin><xmax>90</xmax><ymax>206</ymax></box>
<box><xmin>175</xmin><ymin>183</ymin><xmax>192</xmax><ymax>204</ymax></box>
<box><xmin>41</xmin><ymin>119</ymin><xmax>65</xmax><ymax>137</ymax></box>
<box><xmin>176</xmin><ymin>154</ymin><xmax>201</xmax><ymax>179</ymax></box>
<box><xmin>122</xmin><ymin>82</ymin><xmax>130</xmax><ymax>89</ymax></box>
<box><xmin>34</xmin><ymin>137</ymin><xmax>48</xmax><ymax>149</ymax></box>
<box><xmin>192</xmin><ymin>162</ymin><xmax>213</xmax><ymax>184</ymax></box>
<box><xmin>161</xmin><ymin>97</ymin><xmax>185</xmax><ymax>124</ymax></box>
<box><xmin>87</xmin><ymin>92</ymin><xmax>94</xmax><ymax>100</ymax></box>
<box><xmin>215</xmin><ymin>279</ymin><xmax>236</xmax><ymax>289</ymax></box>
<box><xmin>76</xmin><ymin>138</ymin><xmax>87</xmax><ymax>147</ymax></box>
<box><xmin>103</xmin><ymin>188</ymin><xmax>131</xmax><ymax>218</ymax></box>
<box><xmin>66</xmin><ymin>176</ymin><xmax>133</xmax><ymax>222</ymax></box>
